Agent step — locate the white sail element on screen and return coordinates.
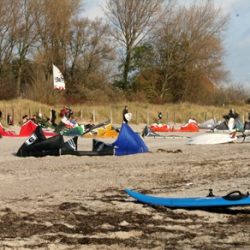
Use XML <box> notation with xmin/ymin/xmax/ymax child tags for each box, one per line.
<box><xmin>53</xmin><ymin>64</ymin><xmax>65</xmax><ymax>90</ymax></box>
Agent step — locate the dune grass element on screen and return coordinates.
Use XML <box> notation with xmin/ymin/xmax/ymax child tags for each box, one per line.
<box><xmin>0</xmin><ymin>99</ymin><xmax>249</xmax><ymax>127</ymax></box>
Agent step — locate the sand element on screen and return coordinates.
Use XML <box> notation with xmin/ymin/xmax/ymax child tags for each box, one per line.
<box><xmin>0</xmin><ymin>124</ymin><xmax>250</xmax><ymax>249</ymax></box>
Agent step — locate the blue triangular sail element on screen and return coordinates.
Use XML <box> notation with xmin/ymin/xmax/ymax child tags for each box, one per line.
<box><xmin>112</xmin><ymin>122</ymin><xmax>148</xmax><ymax>156</ymax></box>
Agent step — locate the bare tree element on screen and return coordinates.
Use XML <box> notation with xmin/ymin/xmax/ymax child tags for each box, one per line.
<box><xmin>11</xmin><ymin>0</ymin><xmax>44</xmax><ymax>98</ymax></box>
<box><xmin>148</xmin><ymin>0</ymin><xmax>230</xmax><ymax>102</ymax></box>
<box><xmin>29</xmin><ymin>0</ymin><xmax>84</xmax><ymax>102</ymax></box>
<box><xmin>103</xmin><ymin>0</ymin><xmax>174</xmax><ymax>91</ymax></box>
<box><xmin>37</xmin><ymin>0</ymin><xmax>83</xmax><ymax>65</ymax></box>
<box><xmin>0</xmin><ymin>0</ymin><xmax>17</xmax><ymax>99</ymax></box>
<box><xmin>66</xmin><ymin>17</ymin><xmax>116</xmax><ymax>100</ymax></box>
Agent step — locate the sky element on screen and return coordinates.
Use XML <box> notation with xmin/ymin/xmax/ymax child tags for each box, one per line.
<box><xmin>82</xmin><ymin>0</ymin><xmax>250</xmax><ymax>85</ymax></box>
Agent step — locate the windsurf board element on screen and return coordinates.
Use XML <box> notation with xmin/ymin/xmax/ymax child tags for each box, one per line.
<box><xmin>125</xmin><ymin>113</ymin><xmax>132</xmax><ymax>122</ymax></box>
<box><xmin>126</xmin><ymin>189</ymin><xmax>250</xmax><ymax>208</ymax></box>
<box><xmin>186</xmin><ymin>133</ymin><xmax>237</xmax><ymax>145</ymax></box>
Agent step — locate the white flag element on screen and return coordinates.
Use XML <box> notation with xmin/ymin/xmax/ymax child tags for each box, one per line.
<box><xmin>53</xmin><ymin>64</ymin><xmax>65</xmax><ymax>90</ymax></box>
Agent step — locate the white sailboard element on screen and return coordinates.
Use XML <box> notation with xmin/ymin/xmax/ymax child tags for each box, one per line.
<box><xmin>186</xmin><ymin>133</ymin><xmax>237</xmax><ymax>145</ymax></box>
<box><xmin>125</xmin><ymin>113</ymin><xmax>132</xmax><ymax>122</ymax></box>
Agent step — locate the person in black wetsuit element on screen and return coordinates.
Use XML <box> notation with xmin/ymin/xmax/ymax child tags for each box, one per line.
<box><xmin>223</xmin><ymin>108</ymin><xmax>238</xmax><ymax>121</ymax></box>
<box><xmin>158</xmin><ymin>111</ymin><xmax>162</xmax><ymax>123</ymax></box>
<box><xmin>123</xmin><ymin>106</ymin><xmax>129</xmax><ymax>123</ymax></box>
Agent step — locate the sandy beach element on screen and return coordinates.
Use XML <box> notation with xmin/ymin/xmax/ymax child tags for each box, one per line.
<box><xmin>0</xmin><ymin>124</ymin><xmax>250</xmax><ymax>249</ymax></box>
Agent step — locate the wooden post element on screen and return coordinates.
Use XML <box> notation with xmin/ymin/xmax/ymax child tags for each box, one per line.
<box><xmin>12</xmin><ymin>108</ymin><xmax>15</xmax><ymax>125</ymax></box>
<box><xmin>5</xmin><ymin>105</ymin><xmax>7</xmax><ymax>124</ymax></box>
<box><xmin>92</xmin><ymin>109</ymin><xmax>95</xmax><ymax>124</ymax></box>
<box><xmin>20</xmin><ymin>108</ymin><xmax>23</xmax><ymax>125</ymax></box>
<box><xmin>110</xmin><ymin>109</ymin><xmax>112</xmax><ymax>123</ymax></box>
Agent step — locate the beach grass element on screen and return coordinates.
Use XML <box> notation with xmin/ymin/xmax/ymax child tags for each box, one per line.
<box><xmin>0</xmin><ymin>99</ymin><xmax>249</xmax><ymax>127</ymax></box>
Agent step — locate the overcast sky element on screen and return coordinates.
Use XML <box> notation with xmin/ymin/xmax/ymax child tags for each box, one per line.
<box><xmin>82</xmin><ymin>0</ymin><xmax>250</xmax><ymax>85</ymax></box>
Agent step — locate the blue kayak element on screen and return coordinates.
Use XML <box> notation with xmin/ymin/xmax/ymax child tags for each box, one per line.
<box><xmin>125</xmin><ymin>189</ymin><xmax>250</xmax><ymax>208</ymax></box>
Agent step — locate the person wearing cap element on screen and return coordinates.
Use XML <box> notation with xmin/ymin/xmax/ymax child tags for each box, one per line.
<box><xmin>123</xmin><ymin>106</ymin><xmax>129</xmax><ymax>123</ymax></box>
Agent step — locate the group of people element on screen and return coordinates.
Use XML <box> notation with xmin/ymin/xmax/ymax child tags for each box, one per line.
<box><xmin>22</xmin><ymin>114</ymin><xmax>39</xmax><ymax>124</ymax></box>
<box><xmin>59</xmin><ymin>107</ymin><xmax>78</xmax><ymax>128</ymax></box>
<box><xmin>21</xmin><ymin>107</ymin><xmax>75</xmax><ymax>128</ymax></box>
<box><xmin>123</xmin><ymin>107</ymin><xmax>240</xmax><ymax>126</ymax></box>
<box><xmin>22</xmin><ymin>113</ymin><xmax>56</xmax><ymax>128</ymax></box>
<box><xmin>60</xmin><ymin>107</ymin><xmax>73</xmax><ymax>119</ymax></box>
<box><xmin>5</xmin><ymin>106</ymin><xmax>243</xmax><ymax>129</ymax></box>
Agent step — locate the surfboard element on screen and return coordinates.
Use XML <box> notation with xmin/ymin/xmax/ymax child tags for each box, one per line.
<box><xmin>125</xmin><ymin>113</ymin><xmax>132</xmax><ymax>122</ymax></box>
<box><xmin>125</xmin><ymin>189</ymin><xmax>250</xmax><ymax>208</ymax></box>
<box><xmin>186</xmin><ymin>133</ymin><xmax>237</xmax><ymax>145</ymax></box>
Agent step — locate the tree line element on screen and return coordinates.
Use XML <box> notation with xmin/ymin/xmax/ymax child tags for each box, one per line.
<box><xmin>0</xmin><ymin>0</ymin><xmax>245</xmax><ymax>105</ymax></box>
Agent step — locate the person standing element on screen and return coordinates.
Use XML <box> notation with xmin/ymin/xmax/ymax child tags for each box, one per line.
<box><xmin>51</xmin><ymin>109</ymin><xmax>57</xmax><ymax>126</ymax></box>
<box><xmin>223</xmin><ymin>108</ymin><xmax>238</xmax><ymax>121</ymax></box>
<box><xmin>158</xmin><ymin>111</ymin><xmax>162</xmax><ymax>123</ymax></box>
<box><xmin>22</xmin><ymin>115</ymin><xmax>29</xmax><ymax>124</ymax></box>
<box><xmin>123</xmin><ymin>106</ymin><xmax>129</xmax><ymax>123</ymax></box>
<box><xmin>232</xmin><ymin>109</ymin><xmax>238</xmax><ymax>119</ymax></box>
<box><xmin>31</xmin><ymin>114</ymin><xmax>38</xmax><ymax>124</ymax></box>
